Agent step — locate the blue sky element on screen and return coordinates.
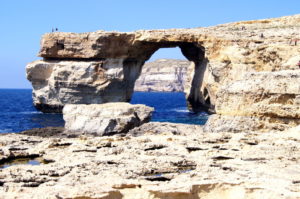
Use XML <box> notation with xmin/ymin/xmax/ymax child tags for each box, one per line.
<box><xmin>1</xmin><ymin>0</ymin><xmax>299</xmax><ymax>88</ymax></box>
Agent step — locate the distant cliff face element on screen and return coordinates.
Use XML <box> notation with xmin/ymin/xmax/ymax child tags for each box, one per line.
<box><xmin>134</xmin><ymin>59</ymin><xmax>190</xmax><ymax>92</ymax></box>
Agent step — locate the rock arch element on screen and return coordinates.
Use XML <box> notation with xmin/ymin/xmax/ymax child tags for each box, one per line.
<box><xmin>129</xmin><ymin>42</ymin><xmax>212</xmax><ymax>113</ymax></box>
<box><xmin>25</xmin><ymin>15</ymin><xmax>300</xmax><ymax>134</ymax></box>
<box><xmin>26</xmin><ymin>30</ymin><xmax>222</xmax><ymax>113</ymax></box>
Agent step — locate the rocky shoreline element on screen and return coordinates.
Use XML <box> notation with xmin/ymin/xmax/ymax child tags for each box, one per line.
<box><xmin>0</xmin><ymin>122</ymin><xmax>299</xmax><ymax>198</ymax></box>
<box><xmin>2</xmin><ymin>14</ymin><xmax>300</xmax><ymax>198</ymax></box>
<box><xmin>26</xmin><ymin>14</ymin><xmax>300</xmax><ymax>114</ymax></box>
<box><xmin>1</xmin><ymin>97</ymin><xmax>300</xmax><ymax>198</ymax></box>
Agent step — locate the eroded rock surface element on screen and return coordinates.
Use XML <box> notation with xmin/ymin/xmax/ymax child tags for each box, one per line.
<box><xmin>134</xmin><ymin>59</ymin><xmax>189</xmax><ymax>92</ymax></box>
<box><xmin>63</xmin><ymin>103</ymin><xmax>154</xmax><ymax>136</ymax></box>
<box><xmin>26</xmin><ymin>59</ymin><xmax>142</xmax><ymax>112</ymax></box>
<box><xmin>0</xmin><ymin>123</ymin><xmax>299</xmax><ymax>198</ymax></box>
<box><xmin>27</xmin><ymin>14</ymin><xmax>300</xmax><ymax>113</ymax></box>
<box><xmin>205</xmin><ymin>70</ymin><xmax>300</xmax><ymax>132</ymax></box>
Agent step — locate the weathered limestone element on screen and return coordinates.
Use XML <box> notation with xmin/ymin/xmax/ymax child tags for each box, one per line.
<box><xmin>14</xmin><ymin>14</ymin><xmax>300</xmax><ymax>198</ymax></box>
<box><xmin>135</xmin><ymin>59</ymin><xmax>189</xmax><ymax>92</ymax></box>
<box><xmin>205</xmin><ymin>70</ymin><xmax>300</xmax><ymax>132</ymax></box>
<box><xmin>63</xmin><ymin>103</ymin><xmax>154</xmax><ymax>136</ymax></box>
<box><xmin>204</xmin><ymin>114</ymin><xmax>299</xmax><ymax>133</ymax></box>
<box><xmin>26</xmin><ymin>60</ymin><xmax>143</xmax><ymax>112</ymax></box>
<box><xmin>27</xmin><ymin>14</ymin><xmax>300</xmax><ymax>113</ymax></box>
<box><xmin>0</xmin><ymin>123</ymin><xmax>299</xmax><ymax>198</ymax></box>
<box><xmin>216</xmin><ymin>70</ymin><xmax>300</xmax><ymax>118</ymax></box>
<box><xmin>28</xmin><ymin>31</ymin><xmax>208</xmax><ymax>112</ymax></box>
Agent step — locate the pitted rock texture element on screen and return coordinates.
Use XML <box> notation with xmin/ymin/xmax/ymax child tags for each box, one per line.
<box><xmin>216</xmin><ymin>70</ymin><xmax>300</xmax><ymax>118</ymax></box>
<box><xmin>204</xmin><ymin>114</ymin><xmax>300</xmax><ymax>133</ymax></box>
<box><xmin>63</xmin><ymin>103</ymin><xmax>154</xmax><ymax>136</ymax></box>
<box><xmin>0</xmin><ymin>123</ymin><xmax>299</xmax><ymax>198</ymax></box>
<box><xmin>27</xmin><ymin>59</ymin><xmax>142</xmax><ymax>112</ymax></box>
<box><xmin>205</xmin><ymin>70</ymin><xmax>300</xmax><ymax>132</ymax></box>
<box><xmin>27</xmin><ymin>14</ymin><xmax>300</xmax><ymax>113</ymax></box>
<box><xmin>134</xmin><ymin>59</ymin><xmax>189</xmax><ymax>92</ymax></box>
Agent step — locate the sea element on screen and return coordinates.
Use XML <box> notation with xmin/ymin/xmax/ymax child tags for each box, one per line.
<box><xmin>0</xmin><ymin>89</ymin><xmax>209</xmax><ymax>133</ymax></box>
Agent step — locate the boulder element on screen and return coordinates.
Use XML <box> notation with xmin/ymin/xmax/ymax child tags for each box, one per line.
<box><xmin>63</xmin><ymin>103</ymin><xmax>154</xmax><ymax>136</ymax></box>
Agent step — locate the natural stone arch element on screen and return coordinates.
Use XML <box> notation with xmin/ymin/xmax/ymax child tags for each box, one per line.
<box><xmin>122</xmin><ymin>41</ymin><xmax>213</xmax><ymax>113</ymax></box>
<box><xmin>26</xmin><ymin>30</ymin><xmax>220</xmax><ymax>113</ymax></box>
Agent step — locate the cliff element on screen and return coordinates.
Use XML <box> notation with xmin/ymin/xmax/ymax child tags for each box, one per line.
<box><xmin>134</xmin><ymin>59</ymin><xmax>189</xmax><ymax>92</ymax></box>
<box><xmin>26</xmin><ymin>14</ymin><xmax>300</xmax><ymax>115</ymax></box>
<box><xmin>10</xmin><ymin>14</ymin><xmax>300</xmax><ymax>199</ymax></box>
<box><xmin>26</xmin><ymin>14</ymin><xmax>300</xmax><ymax>113</ymax></box>
<box><xmin>205</xmin><ymin>69</ymin><xmax>300</xmax><ymax>132</ymax></box>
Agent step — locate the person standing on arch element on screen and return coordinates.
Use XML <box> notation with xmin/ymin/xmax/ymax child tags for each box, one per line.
<box><xmin>297</xmin><ymin>60</ymin><xmax>300</xmax><ymax>68</ymax></box>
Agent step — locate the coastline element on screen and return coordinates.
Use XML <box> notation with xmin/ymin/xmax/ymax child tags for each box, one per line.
<box><xmin>0</xmin><ymin>123</ymin><xmax>299</xmax><ymax>198</ymax></box>
<box><xmin>2</xmin><ymin>13</ymin><xmax>300</xmax><ymax>198</ymax></box>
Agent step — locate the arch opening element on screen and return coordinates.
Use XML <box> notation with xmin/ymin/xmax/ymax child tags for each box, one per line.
<box><xmin>134</xmin><ymin>47</ymin><xmax>188</xmax><ymax>93</ymax></box>
<box><xmin>127</xmin><ymin>42</ymin><xmax>213</xmax><ymax>114</ymax></box>
<box><xmin>129</xmin><ymin>43</ymin><xmax>212</xmax><ymax>124</ymax></box>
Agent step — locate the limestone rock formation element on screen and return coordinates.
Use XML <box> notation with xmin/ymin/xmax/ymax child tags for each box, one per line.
<box><xmin>0</xmin><ymin>123</ymin><xmax>299</xmax><ymax>198</ymax></box>
<box><xmin>63</xmin><ymin>103</ymin><xmax>153</xmax><ymax>136</ymax></box>
<box><xmin>134</xmin><ymin>59</ymin><xmax>189</xmax><ymax>92</ymax></box>
<box><xmin>27</xmin><ymin>14</ymin><xmax>300</xmax><ymax>113</ymax></box>
<box><xmin>205</xmin><ymin>70</ymin><xmax>300</xmax><ymax>132</ymax></box>
<box><xmin>26</xmin><ymin>59</ymin><xmax>142</xmax><ymax>113</ymax></box>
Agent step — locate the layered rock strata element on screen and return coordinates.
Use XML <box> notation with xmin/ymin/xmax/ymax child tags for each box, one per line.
<box><xmin>63</xmin><ymin>103</ymin><xmax>153</xmax><ymax>136</ymax></box>
<box><xmin>0</xmin><ymin>123</ymin><xmax>299</xmax><ymax>198</ymax></box>
<box><xmin>26</xmin><ymin>59</ymin><xmax>142</xmax><ymax>113</ymax></box>
<box><xmin>205</xmin><ymin>70</ymin><xmax>300</xmax><ymax>132</ymax></box>
<box><xmin>134</xmin><ymin>59</ymin><xmax>189</xmax><ymax>92</ymax></box>
<box><xmin>27</xmin><ymin>14</ymin><xmax>300</xmax><ymax>113</ymax></box>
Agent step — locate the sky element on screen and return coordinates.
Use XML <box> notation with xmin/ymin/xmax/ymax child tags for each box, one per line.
<box><xmin>0</xmin><ymin>0</ymin><xmax>299</xmax><ymax>88</ymax></box>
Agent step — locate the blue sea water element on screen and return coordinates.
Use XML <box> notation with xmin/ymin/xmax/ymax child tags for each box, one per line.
<box><xmin>0</xmin><ymin>89</ymin><xmax>208</xmax><ymax>133</ymax></box>
<box><xmin>0</xmin><ymin>89</ymin><xmax>64</xmax><ymax>133</ymax></box>
<box><xmin>131</xmin><ymin>92</ymin><xmax>209</xmax><ymax>124</ymax></box>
